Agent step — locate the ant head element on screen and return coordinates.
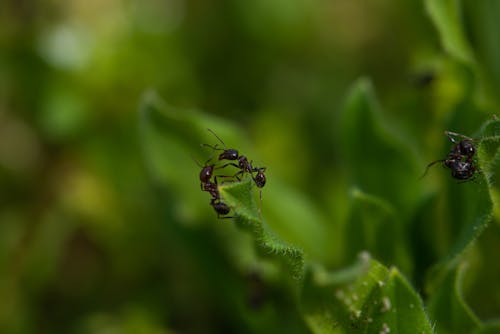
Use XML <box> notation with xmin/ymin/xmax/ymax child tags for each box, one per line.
<box><xmin>458</xmin><ymin>140</ymin><xmax>475</xmax><ymax>158</ymax></box>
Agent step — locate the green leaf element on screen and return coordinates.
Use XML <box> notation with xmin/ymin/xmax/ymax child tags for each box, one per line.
<box><xmin>437</xmin><ymin>118</ymin><xmax>499</xmax><ymax>265</ymax></box>
<box><xmin>139</xmin><ymin>91</ymin><xmax>331</xmax><ymax>262</ymax></box>
<box><xmin>344</xmin><ymin>189</ymin><xmax>411</xmax><ymax>274</ymax></box>
<box><xmin>477</xmin><ymin>118</ymin><xmax>500</xmax><ymax>220</ymax></box>
<box><xmin>428</xmin><ymin>262</ymin><xmax>481</xmax><ymax>334</ymax></box>
<box><xmin>138</xmin><ymin>90</ymin><xmax>246</xmax><ymax>223</ymax></box>
<box><xmin>425</xmin><ymin>0</ymin><xmax>474</xmax><ymax>64</ymax></box>
<box><xmin>302</xmin><ymin>257</ymin><xmax>435</xmax><ymax>333</ymax></box>
<box><xmin>339</xmin><ymin>78</ymin><xmax>421</xmax><ymax>217</ymax></box>
<box><xmin>219</xmin><ymin>178</ymin><xmax>305</xmax><ymax>280</ymax></box>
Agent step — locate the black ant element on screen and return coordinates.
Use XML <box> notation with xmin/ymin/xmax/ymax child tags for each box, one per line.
<box><xmin>204</xmin><ymin>177</ymin><xmax>233</xmax><ymax>218</ymax></box>
<box><xmin>194</xmin><ymin>155</ymin><xmax>233</xmax><ymax>218</ymax></box>
<box><xmin>203</xmin><ymin>129</ymin><xmax>267</xmax><ymax>188</ymax></box>
<box><xmin>422</xmin><ymin>131</ymin><xmax>478</xmax><ymax>181</ymax></box>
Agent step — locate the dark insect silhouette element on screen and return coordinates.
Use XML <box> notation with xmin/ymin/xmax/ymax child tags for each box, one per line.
<box><xmin>210</xmin><ymin>197</ymin><xmax>231</xmax><ymax>218</ymax></box>
<box><xmin>198</xmin><ymin>128</ymin><xmax>268</xmax><ymax>218</ymax></box>
<box><xmin>194</xmin><ymin>155</ymin><xmax>233</xmax><ymax>218</ymax></box>
<box><xmin>203</xmin><ymin>129</ymin><xmax>267</xmax><ymax>188</ymax></box>
<box><xmin>422</xmin><ymin>131</ymin><xmax>478</xmax><ymax>181</ymax></box>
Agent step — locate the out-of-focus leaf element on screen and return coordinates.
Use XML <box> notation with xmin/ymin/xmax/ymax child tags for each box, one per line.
<box><xmin>219</xmin><ymin>178</ymin><xmax>305</xmax><ymax>280</ymax></box>
<box><xmin>428</xmin><ymin>262</ymin><xmax>481</xmax><ymax>334</ymax></box>
<box><xmin>339</xmin><ymin>78</ymin><xmax>421</xmax><ymax>217</ymax></box>
<box><xmin>345</xmin><ymin>188</ymin><xmax>410</xmax><ymax>273</ymax></box>
<box><xmin>302</xmin><ymin>256</ymin><xmax>434</xmax><ymax>333</ymax></box>
<box><xmin>425</xmin><ymin>0</ymin><xmax>474</xmax><ymax>64</ymax></box>
<box><xmin>464</xmin><ymin>0</ymin><xmax>500</xmax><ymax>104</ymax></box>
<box><xmin>473</xmin><ymin>321</ymin><xmax>500</xmax><ymax>334</ymax></box>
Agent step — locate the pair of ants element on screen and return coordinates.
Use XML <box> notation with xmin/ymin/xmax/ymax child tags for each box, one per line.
<box><xmin>422</xmin><ymin>131</ymin><xmax>478</xmax><ymax>181</ymax></box>
<box><xmin>197</xmin><ymin>129</ymin><xmax>267</xmax><ymax>218</ymax></box>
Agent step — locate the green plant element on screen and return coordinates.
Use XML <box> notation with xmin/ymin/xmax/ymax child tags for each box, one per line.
<box><xmin>139</xmin><ymin>89</ymin><xmax>498</xmax><ymax>333</ymax></box>
<box><xmin>137</xmin><ymin>1</ymin><xmax>500</xmax><ymax>333</ymax></box>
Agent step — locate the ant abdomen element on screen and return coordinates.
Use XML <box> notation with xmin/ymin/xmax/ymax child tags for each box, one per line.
<box><xmin>253</xmin><ymin>169</ymin><xmax>266</xmax><ymax>188</ymax></box>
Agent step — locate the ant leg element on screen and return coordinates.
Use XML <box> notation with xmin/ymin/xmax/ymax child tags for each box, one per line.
<box><xmin>420</xmin><ymin>159</ymin><xmax>445</xmax><ymax>179</ymax></box>
<box><xmin>445</xmin><ymin>131</ymin><xmax>473</xmax><ymax>143</ymax></box>
<box><xmin>258</xmin><ymin>189</ymin><xmax>263</xmax><ymax>219</ymax></box>
<box><xmin>233</xmin><ymin>170</ymin><xmax>244</xmax><ymax>181</ymax></box>
<box><xmin>218</xmin><ymin>163</ymin><xmax>240</xmax><ymax>170</ymax></box>
<box><xmin>216</xmin><ymin>172</ymin><xmax>250</xmax><ymax>186</ymax></box>
<box><xmin>218</xmin><ymin>215</ymin><xmax>235</xmax><ymax>219</ymax></box>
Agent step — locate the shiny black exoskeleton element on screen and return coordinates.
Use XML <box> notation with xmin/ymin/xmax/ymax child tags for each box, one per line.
<box><xmin>445</xmin><ymin>160</ymin><xmax>476</xmax><ymax>180</ymax></box>
<box><xmin>210</xmin><ymin>198</ymin><xmax>231</xmax><ymax>217</ymax></box>
<box><xmin>252</xmin><ymin>167</ymin><xmax>266</xmax><ymax>188</ymax></box>
<box><xmin>423</xmin><ymin>131</ymin><xmax>478</xmax><ymax>181</ymax></box>
<box><xmin>199</xmin><ymin>164</ymin><xmax>214</xmax><ymax>184</ymax></box>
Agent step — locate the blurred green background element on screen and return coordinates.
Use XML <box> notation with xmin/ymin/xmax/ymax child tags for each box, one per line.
<box><xmin>1</xmin><ymin>0</ymin><xmax>499</xmax><ymax>333</ymax></box>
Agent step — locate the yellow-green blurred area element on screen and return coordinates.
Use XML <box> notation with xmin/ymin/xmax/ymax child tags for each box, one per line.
<box><xmin>1</xmin><ymin>0</ymin><xmax>499</xmax><ymax>333</ymax></box>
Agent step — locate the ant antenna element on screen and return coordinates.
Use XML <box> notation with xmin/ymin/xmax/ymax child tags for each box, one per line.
<box><xmin>420</xmin><ymin>159</ymin><xmax>445</xmax><ymax>179</ymax></box>
<box><xmin>207</xmin><ymin>128</ymin><xmax>227</xmax><ymax>147</ymax></box>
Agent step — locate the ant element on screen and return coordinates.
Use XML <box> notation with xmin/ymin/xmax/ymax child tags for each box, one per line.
<box><xmin>422</xmin><ymin>131</ymin><xmax>478</xmax><ymax>181</ymax></box>
<box><xmin>202</xmin><ymin>129</ymin><xmax>267</xmax><ymax>188</ymax></box>
<box><xmin>194</xmin><ymin>155</ymin><xmax>233</xmax><ymax>218</ymax></box>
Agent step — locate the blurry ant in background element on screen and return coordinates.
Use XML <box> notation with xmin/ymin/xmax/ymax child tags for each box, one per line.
<box><xmin>411</xmin><ymin>69</ymin><xmax>436</xmax><ymax>89</ymax></box>
<box><xmin>422</xmin><ymin>131</ymin><xmax>478</xmax><ymax>181</ymax></box>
